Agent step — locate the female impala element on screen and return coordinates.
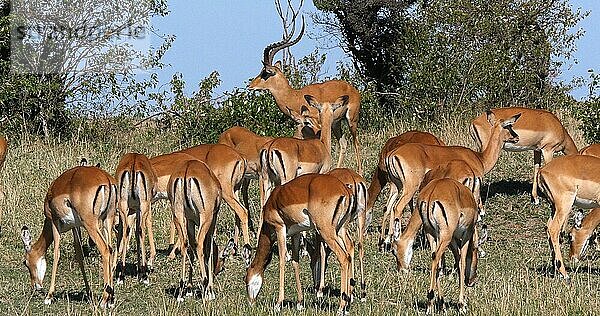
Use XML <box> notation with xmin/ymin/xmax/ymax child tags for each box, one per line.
<box><xmin>367</xmin><ymin>131</ymin><xmax>445</xmax><ymax>245</ymax></box>
<box><xmin>259</xmin><ymin>94</ymin><xmax>346</xmax><ymax>207</ymax></box>
<box><xmin>168</xmin><ymin>159</ymin><xmax>221</xmax><ymax>301</ymax></box>
<box><xmin>471</xmin><ymin>107</ymin><xmax>578</xmax><ymax>204</ymax></box>
<box><xmin>249</xmin><ymin>7</ymin><xmax>362</xmax><ymax>174</ymax></box>
<box><xmin>114</xmin><ymin>152</ymin><xmax>157</xmax><ymax>284</ymax></box>
<box><xmin>218</xmin><ymin>126</ymin><xmax>273</xmax><ymax>211</ymax></box>
<box><xmin>417</xmin><ymin>178</ymin><xmax>479</xmax><ymax>313</ymax></box>
<box><xmin>537</xmin><ymin>154</ymin><xmax>600</xmax><ymax>280</ymax></box>
<box><xmin>392</xmin><ymin>160</ymin><xmax>484</xmax><ymax>289</ymax></box>
<box><xmin>21</xmin><ymin>165</ymin><xmax>117</xmax><ymax>307</ymax></box>
<box><xmin>151</xmin><ymin>145</ymin><xmax>252</xmax><ymax>265</ymax></box>
<box><xmin>381</xmin><ymin>111</ymin><xmax>521</xmax><ymax>249</ymax></box>
<box><xmin>245</xmin><ymin>173</ymin><xmax>354</xmax><ymax>315</ymax></box>
<box><xmin>568</xmin><ymin>144</ymin><xmax>600</xmax><ymax>260</ymax></box>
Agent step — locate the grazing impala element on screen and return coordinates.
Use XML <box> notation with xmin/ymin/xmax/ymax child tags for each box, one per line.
<box><xmin>537</xmin><ymin>155</ymin><xmax>600</xmax><ymax>280</ymax></box>
<box><xmin>245</xmin><ymin>174</ymin><xmax>355</xmax><ymax>315</ymax></box>
<box><xmin>218</xmin><ymin>126</ymin><xmax>273</xmax><ymax>210</ymax></box>
<box><xmin>367</xmin><ymin>131</ymin><xmax>445</xmax><ymax>243</ymax></box>
<box><xmin>249</xmin><ymin>2</ymin><xmax>362</xmax><ymax>174</ymax></box>
<box><xmin>151</xmin><ymin>145</ymin><xmax>252</xmax><ymax>264</ymax></box>
<box><xmin>114</xmin><ymin>153</ymin><xmax>158</xmax><ymax>284</ymax></box>
<box><xmin>259</xmin><ymin>95</ymin><xmax>346</xmax><ymax>208</ymax></box>
<box><xmin>393</xmin><ymin>160</ymin><xmax>485</xmax><ymax>285</ymax></box>
<box><xmin>168</xmin><ymin>159</ymin><xmax>221</xmax><ymax>301</ymax></box>
<box><xmin>417</xmin><ymin>178</ymin><xmax>479</xmax><ymax>313</ymax></box>
<box><xmin>471</xmin><ymin>107</ymin><xmax>577</xmax><ymax>204</ymax></box>
<box><xmin>381</xmin><ymin>111</ymin><xmax>520</xmax><ymax>249</ymax></box>
<box><xmin>21</xmin><ymin>166</ymin><xmax>117</xmax><ymax>307</ymax></box>
<box><xmin>568</xmin><ymin>144</ymin><xmax>600</xmax><ymax>259</ymax></box>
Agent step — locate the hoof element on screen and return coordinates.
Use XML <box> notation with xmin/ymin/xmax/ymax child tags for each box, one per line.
<box><xmin>458</xmin><ymin>302</ymin><xmax>467</xmax><ymax>313</ymax></box>
<box><xmin>204</xmin><ymin>290</ymin><xmax>216</xmax><ymax>301</ymax></box>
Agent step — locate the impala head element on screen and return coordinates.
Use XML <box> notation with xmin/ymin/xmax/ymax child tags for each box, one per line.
<box><xmin>248</xmin><ymin>16</ymin><xmax>305</xmax><ymax>91</ymax></box>
<box><xmin>21</xmin><ymin>226</ymin><xmax>46</xmax><ymax>290</ymax></box>
<box><xmin>486</xmin><ymin>110</ymin><xmax>521</xmax><ymax>144</ymax></box>
<box><xmin>569</xmin><ymin>226</ymin><xmax>594</xmax><ymax>262</ymax></box>
<box><xmin>391</xmin><ymin>219</ymin><xmax>413</xmax><ymax>271</ymax></box>
<box><xmin>245</xmin><ymin>270</ymin><xmax>264</xmax><ymax>304</ymax></box>
<box><xmin>303</xmin><ymin>94</ymin><xmax>349</xmax><ymax>126</ymax></box>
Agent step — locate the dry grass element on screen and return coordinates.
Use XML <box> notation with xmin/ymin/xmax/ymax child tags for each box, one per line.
<box><xmin>0</xmin><ymin>115</ymin><xmax>598</xmax><ymax>316</ymax></box>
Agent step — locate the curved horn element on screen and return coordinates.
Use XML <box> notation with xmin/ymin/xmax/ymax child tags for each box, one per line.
<box><xmin>263</xmin><ymin>15</ymin><xmax>305</xmax><ymax>66</ymax></box>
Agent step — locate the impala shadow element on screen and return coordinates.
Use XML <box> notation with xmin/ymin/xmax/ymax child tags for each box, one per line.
<box><xmin>483</xmin><ymin>180</ymin><xmax>532</xmax><ymax>201</ymax></box>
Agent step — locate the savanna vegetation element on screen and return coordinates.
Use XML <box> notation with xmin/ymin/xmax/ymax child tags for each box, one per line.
<box><xmin>0</xmin><ymin>0</ymin><xmax>599</xmax><ymax>315</ymax></box>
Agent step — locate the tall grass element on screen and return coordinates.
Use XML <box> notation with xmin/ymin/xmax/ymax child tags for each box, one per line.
<box><xmin>0</xmin><ymin>113</ymin><xmax>598</xmax><ymax>316</ymax></box>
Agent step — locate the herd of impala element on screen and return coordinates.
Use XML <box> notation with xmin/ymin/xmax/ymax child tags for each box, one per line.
<box><xmin>9</xmin><ymin>6</ymin><xmax>600</xmax><ymax>316</ymax></box>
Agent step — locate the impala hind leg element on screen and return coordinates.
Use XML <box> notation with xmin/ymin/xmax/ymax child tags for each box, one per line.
<box><xmin>547</xmin><ymin>200</ymin><xmax>573</xmax><ymax>281</ymax></box>
<box><xmin>85</xmin><ymin>221</ymin><xmax>115</xmax><ymax>308</ymax></box>
<box><xmin>427</xmin><ymin>235</ymin><xmax>451</xmax><ymax>314</ymax></box>
<box><xmin>532</xmin><ymin>149</ymin><xmax>542</xmax><ymax>204</ymax></box>
<box><xmin>380</xmin><ymin>183</ymin><xmax>399</xmax><ymax>251</ymax></box>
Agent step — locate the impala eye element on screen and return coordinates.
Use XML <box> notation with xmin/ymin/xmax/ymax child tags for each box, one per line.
<box><xmin>260</xmin><ymin>69</ymin><xmax>275</xmax><ymax>80</ymax></box>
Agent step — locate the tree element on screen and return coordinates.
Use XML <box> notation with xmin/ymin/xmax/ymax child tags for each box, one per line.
<box><xmin>0</xmin><ymin>0</ymin><xmax>172</xmax><ymax>138</ymax></box>
<box><xmin>314</xmin><ymin>0</ymin><xmax>585</xmax><ymax>120</ymax></box>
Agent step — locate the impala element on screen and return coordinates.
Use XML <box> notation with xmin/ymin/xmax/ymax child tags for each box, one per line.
<box><xmin>151</xmin><ymin>145</ymin><xmax>252</xmax><ymax>264</ymax></box>
<box><xmin>471</xmin><ymin>107</ymin><xmax>577</xmax><ymax>204</ymax></box>
<box><xmin>393</xmin><ymin>160</ymin><xmax>485</xmax><ymax>284</ymax></box>
<box><xmin>114</xmin><ymin>152</ymin><xmax>158</xmax><ymax>284</ymax></box>
<box><xmin>168</xmin><ymin>159</ymin><xmax>221</xmax><ymax>301</ymax></box>
<box><xmin>568</xmin><ymin>143</ymin><xmax>600</xmax><ymax>259</ymax></box>
<box><xmin>218</xmin><ymin>126</ymin><xmax>273</xmax><ymax>211</ymax></box>
<box><xmin>259</xmin><ymin>94</ymin><xmax>346</xmax><ymax>208</ymax></box>
<box><xmin>367</xmin><ymin>131</ymin><xmax>445</xmax><ymax>244</ymax></box>
<box><xmin>309</xmin><ymin>167</ymin><xmax>367</xmax><ymax>300</ymax></box>
<box><xmin>417</xmin><ymin>178</ymin><xmax>479</xmax><ymax>313</ymax></box>
<box><xmin>245</xmin><ymin>173</ymin><xmax>354</xmax><ymax>315</ymax></box>
<box><xmin>537</xmin><ymin>154</ymin><xmax>600</xmax><ymax>280</ymax></box>
<box><xmin>249</xmin><ymin>2</ymin><xmax>362</xmax><ymax>174</ymax></box>
<box><xmin>579</xmin><ymin>143</ymin><xmax>600</xmax><ymax>157</ymax></box>
<box><xmin>381</xmin><ymin>111</ymin><xmax>521</xmax><ymax>249</ymax></box>
<box><xmin>21</xmin><ymin>165</ymin><xmax>117</xmax><ymax>307</ymax></box>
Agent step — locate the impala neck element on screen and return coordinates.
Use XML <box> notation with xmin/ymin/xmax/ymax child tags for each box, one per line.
<box><xmin>319</xmin><ymin>107</ymin><xmax>334</xmax><ymax>165</ymax></box>
<box><xmin>268</xmin><ymin>77</ymin><xmax>300</xmax><ymax>113</ymax></box>
<box><xmin>247</xmin><ymin>223</ymin><xmax>274</xmax><ymax>279</ymax></box>
<box><xmin>30</xmin><ymin>219</ymin><xmax>53</xmax><ymax>259</ymax></box>
<box><xmin>478</xmin><ymin>125</ymin><xmax>505</xmax><ymax>174</ymax></box>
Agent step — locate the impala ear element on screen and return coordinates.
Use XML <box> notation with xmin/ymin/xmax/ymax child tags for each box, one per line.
<box><xmin>273</xmin><ymin>60</ymin><xmax>282</xmax><ymax>71</ymax></box>
<box><xmin>304</xmin><ymin>95</ymin><xmax>319</xmax><ymax>108</ymax></box>
<box><xmin>502</xmin><ymin>113</ymin><xmax>522</xmax><ymax>127</ymax></box>
<box><xmin>80</xmin><ymin>158</ymin><xmax>88</xmax><ymax>166</ymax></box>
<box><xmin>333</xmin><ymin>95</ymin><xmax>349</xmax><ymax>110</ymax></box>
<box><xmin>21</xmin><ymin>226</ymin><xmax>32</xmax><ymax>253</ymax></box>
<box><xmin>485</xmin><ymin>110</ymin><xmax>496</xmax><ymax>126</ymax></box>
<box><xmin>300</xmin><ymin>105</ymin><xmax>310</xmax><ymax>116</ymax></box>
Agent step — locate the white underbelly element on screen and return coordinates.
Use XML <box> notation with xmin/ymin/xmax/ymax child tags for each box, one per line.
<box><xmin>574</xmin><ymin>197</ymin><xmax>600</xmax><ymax>209</ymax></box>
<box><xmin>57</xmin><ymin>209</ymin><xmax>81</xmax><ymax>233</ymax></box>
<box><xmin>287</xmin><ymin>210</ymin><xmax>314</xmax><ymax>236</ymax></box>
<box><xmin>503</xmin><ymin>143</ymin><xmax>536</xmax><ymax>152</ymax></box>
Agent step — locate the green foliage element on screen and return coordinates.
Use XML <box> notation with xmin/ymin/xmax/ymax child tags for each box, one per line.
<box><xmin>169</xmin><ymin>72</ymin><xmax>296</xmax><ymax>146</ymax></box>
<box><xmin>572</xmin><ymin>71</ymin><xmax>600</xmax><ymax>143</ymax></box>
<box><xmin>314</xmin><ymin>0</ymin><xmax>586</xmax><ymax>122</ymax></box>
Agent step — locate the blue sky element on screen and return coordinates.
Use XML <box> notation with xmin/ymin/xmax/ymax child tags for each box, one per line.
<box><xmin>151</xmin><ymin>1</ymin><xmax>599</xmax><ymax>100</ymax></box>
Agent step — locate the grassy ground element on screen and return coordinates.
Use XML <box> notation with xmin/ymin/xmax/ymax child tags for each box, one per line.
<box><xmin>0</xmin><ymin>114</ymin><xmax>599</xmax><ymax>316</ymax></box>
